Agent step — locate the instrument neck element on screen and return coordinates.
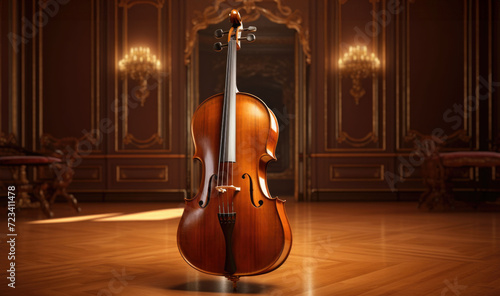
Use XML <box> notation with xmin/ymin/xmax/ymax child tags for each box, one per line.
<box><xmin>225</xmin><ymin>40</ymin><xmax>238</xmax><ymax>98</ymax></box>
<box><xmin>220</xmin><ymin>39</ymin><xmax>238</xmax><ymax>163</ymax></box>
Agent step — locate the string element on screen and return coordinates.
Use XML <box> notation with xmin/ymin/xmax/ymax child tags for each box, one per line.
<box><xmin>226</xmin><ymin>36</ymin><xmax>239</xmax><ymax>214</ymax></box>
<box><xmin>229</xmin><ymin>41</ymin><xmax>235</xmax><ymax>214</ymax></box>
<box><xmin>229</xmin><ymin>29</ymin><xmax>240</xmax><ymax>214</ymax></box>
<box><xmin>225</xmin><ymin>39</ymin><xmax>234</xmax><ymax>214</ymax></box>
<box><xmin>218</xmin><ymin>29</ymin><xmax>239</xmax><ymax>215</ymax></box>
<box><xmin>217</xmin><ymin>41</ymin><xmax>231</xmax><ymax>213</ymax></box>
<box><xmin>217</xmin><ymin>35</ymin><xmax>236</xmax><ymax>214</ymax></box>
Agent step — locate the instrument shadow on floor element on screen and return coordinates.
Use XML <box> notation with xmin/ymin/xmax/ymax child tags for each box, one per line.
<box><xmin>169</xmin><ymin>280</ymin><xmax>277</xmax><ymax>294</ymax></box>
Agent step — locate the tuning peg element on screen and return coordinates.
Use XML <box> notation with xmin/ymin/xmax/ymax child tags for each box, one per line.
<box><xmin>243</xmin><ymin>26</ymin><xmax>257</xmax><ymax>32</ymax></box>
<box><xmin>215</xmin><ymin>26</ymin><xmax>256</xmax><ymax>39</ymax></box>
<box><xmin>239</xmin><ymin>34</ymin><xmax>256</xmax><ymax>42</ymax></box>
<box><xmin>213</xmin><ymin>42</ymin><xmax>227</xmax><ymax>51</ymax></box>
<box><xmin>214</xmin><ymin>29</ymin><xmax>227</xmax><ymax>39</ymax></box>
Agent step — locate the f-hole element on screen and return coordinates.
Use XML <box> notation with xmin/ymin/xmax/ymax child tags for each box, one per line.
<box><xmin>242</xmin><ymin>173</ymin><xmax>263</xmax><ymax>208</ymax></box>
<box><xmin>199</xmin><ymin>174</ymin><xmax>217</xmax><ymax>208</ymax></box>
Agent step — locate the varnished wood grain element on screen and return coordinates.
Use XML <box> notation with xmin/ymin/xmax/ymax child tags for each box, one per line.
<box><xmin>1</xmin><ymin>201</ymin><xmax>500</xmax><ymax>295</ymax></box>
<box><xmin>179</xmin><ymin>92</ymin><xmax>290</xmax><ymax>277</ymax></box>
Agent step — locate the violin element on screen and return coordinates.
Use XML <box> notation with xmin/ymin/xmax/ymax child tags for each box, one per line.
<box><xmin>177</xmin><ymin>9</ymin><xmax>292</xmax><ymax>288</ymax></box>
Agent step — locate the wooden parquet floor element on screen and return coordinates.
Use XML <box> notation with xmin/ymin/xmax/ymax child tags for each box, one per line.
<box><xmin>1</xmin><ymin>200</ymin><xmax>500</xmax><ymax>295</ymax></box>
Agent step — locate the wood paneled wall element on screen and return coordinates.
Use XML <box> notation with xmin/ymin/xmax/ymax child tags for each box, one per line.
<box><xmin>1</xmin><ymin>0</ymin><xmax>498</xmax><ymax>201</ymax></box>
<box><xmin>311</xmin><ymin>0</ymin><xmax>499</xmax><ymax>200</ymax></box>
<box><xmin>1</xmin><ymin>0</ymin><xmax>187</xmax><ymax>201</ymax></box>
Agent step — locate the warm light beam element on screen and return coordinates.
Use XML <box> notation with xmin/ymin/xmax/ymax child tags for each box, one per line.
<box><xmin>27</xmin><ymin>213</ymin><xmax>122</xmax><ymax>224</ymax></box>
<box><xmin>94</xmin><ymin>208</ymin><xmax>184</xmax><ymax>222</ymax></box>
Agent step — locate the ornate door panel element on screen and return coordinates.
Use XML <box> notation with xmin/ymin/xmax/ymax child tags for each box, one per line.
<box><xmin>185</xmin><ymin>0</ymin><xmax>310</xmax><ymax>200</ymax></box>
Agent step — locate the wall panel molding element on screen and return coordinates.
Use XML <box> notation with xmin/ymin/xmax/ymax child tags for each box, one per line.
<box><xmin>116</xmin><ymin>165</ymin><xmax>168</xmax><ymax>182</ymax></box>
<box><xmin>1</xmin><ymin>0</ymin><xmax>19</xmax><ymax>142</ymax></box>
<box><xmin>33</xmin><ymin>0</ymin><xmax>102</xmax><ymax>151</ymax></box>
<box><xmin>324</xmin><ymin>0</ymin><xmax>386</xmax><ymax>151</ymax></box>
<box><xmin>396</xmin><ymin>0</ymin><xmax>477</xmax><ymax>151</ymax></box>
<box><xmin>329</xmin><ymin>164</ymin><xmax>384</xmax><ymax>181</ymax></box>
<box><xmin>73</xmin><ymin>166</ymin><xmax>103</xmax><ymax>183</ymax></box>
<box><xmin>115</xmin><ymin>0</ymin><xmax>172</xmax><ymax>152</ymax></box>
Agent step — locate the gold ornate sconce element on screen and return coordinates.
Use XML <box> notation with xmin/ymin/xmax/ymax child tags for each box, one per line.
<box><xmin>338</xmin><ymin>45</ymin><xmax>380</xmax><ymax>105</ymax></box>
<box><xmin>119</xmin><ymin>47</ymin><xmax>161</xmax><ymax>106</ymax></box>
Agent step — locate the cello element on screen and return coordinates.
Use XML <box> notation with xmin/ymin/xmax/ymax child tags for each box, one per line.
<box><xmin>177</xmin><ymin>9</ymin><xmax>292</xmax><ymax>288</ymax></box>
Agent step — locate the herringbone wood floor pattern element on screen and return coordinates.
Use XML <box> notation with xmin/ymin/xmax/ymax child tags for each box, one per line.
<box><xmin>1</xmin><ymin>201</ymin><xmax>500</xmax><ymax>295</ymax></box>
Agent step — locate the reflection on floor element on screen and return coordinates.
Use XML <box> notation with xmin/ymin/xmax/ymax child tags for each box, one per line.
<box><xmin>3</xmin><ymin>200</ymin><xmax>500</xmax><ymax>295</ymax></box>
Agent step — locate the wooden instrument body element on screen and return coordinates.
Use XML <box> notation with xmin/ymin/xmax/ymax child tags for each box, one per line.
<box><xmin>177</xmin><ymin>92</ymin><xmax>292</xmax><ymax>276</ymax></box>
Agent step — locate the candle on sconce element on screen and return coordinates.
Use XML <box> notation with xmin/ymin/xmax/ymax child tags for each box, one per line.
<box><xmin>118</xmin><ymin>46</ymin><xmax>162</xmax><ymax>106</ymax></box>
<box><xmin>338</xmin><ymin>59</ymin><xmax>344</xmax><ymax>69</ymax></box>
<box><xmin>338</xmin><ymin>44</ymin><xmax>381</xmax><ymax>104</ymax></box>
<box><xmin>119</xmin><ymin>47</ymin><xmax>161</xmax><ymax>76</ymax></box>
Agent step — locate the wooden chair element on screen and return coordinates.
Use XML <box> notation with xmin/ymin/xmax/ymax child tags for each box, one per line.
<box><xmin>409</xmin><ymin>131</ymin><xmax>500</xmax><ymax>210</ymax></box>
<box><xmin>415</xmin><ymin>136</ymin><xmax>455</xmax><ymax>210</ymax></box>
<box><xmin>0</xmin><ymin>133</ymin><xmax>64</xmax><ymax>217</ymax></box>
<box><xmin>37</xmin><ymin>134</ymin><xmax>81</xmax><ymax>216</ymax></box>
